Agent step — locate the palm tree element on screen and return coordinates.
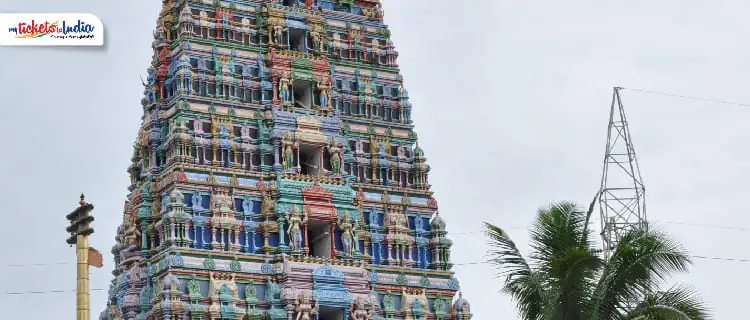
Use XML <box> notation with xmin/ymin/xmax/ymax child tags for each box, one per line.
<box><xmin>485</xmin><ymin>201</ymin><xmax>710</xmax><ymax>320</ymax></box>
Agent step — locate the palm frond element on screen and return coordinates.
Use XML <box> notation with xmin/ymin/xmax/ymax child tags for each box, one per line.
<box><xmin>518</xmin><ymin>202</ymin><xmax>604</xmax><ymax>320</ymax></box>
<box><xmin>589</xmin><ymin>228</ymin><xmax>693</xmax><ymax>319</ymax></box>
<box><xmin>485</xmin><ymin>222</ymin><xmax>547</xmax><ymax>320</ymax></box>
<box><xmin>547</xmin><ymin>247</ymin><xmax>603</xmax><ymax>320</ymax></box>
<box><xmin>583</xmin><ymin>190</ymin><xmax>600</xmax><ymax>235</ymax></box>
<box><xmin>624</xmin><ymin>285</ymin><xmax>711</xmax><ymax>320</ymax></box>
<box><xmin>502</xmin><ymin>272</ymin><xmax>551</xmax><ymax>320</ymax></box>
<box><xmin>485</xmin><ymin>222</ymin><xmax>532</xmax><ymax>278</ymax></box>
<box><xmin>528</xmin><ymin>202</ymin><xmax>593</xmax><ymax>265</ymax></box>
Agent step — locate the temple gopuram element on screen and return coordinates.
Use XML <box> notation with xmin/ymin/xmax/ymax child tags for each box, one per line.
<box><xmin>99</xmin><ymin>1</ymin><xmax>472</xmax><ymax>319</ymax></box>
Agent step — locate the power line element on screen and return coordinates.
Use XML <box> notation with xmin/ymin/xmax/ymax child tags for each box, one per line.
<box><xmin>453</xmin><ymin>218</ymin><xmax>750</xmax><ymax>237</ymax></box>
<box><xmin>455</xmin><ymin>254</ymin><xmax>750</xmax><ymax>268</ymax></box>
<box><xmin>452</xmin><ymin>226</ymin><xmax>527</xmax><ymax>236</ymax></box>
<box><xmin>651</xmin><ymin>219</ymin><xmax>750</xmax><ymax>232</ymax></box>
<box><xmin>619</xmin><ymin>87</ymin><xmax>750</xmax><ymax>108</ymax></box>
<box><xmin>454</xmin><ymin>261</ymin><xmax>488</xmax><ymax>266</ymax></box>
<box><xmin>4</xmin><ymin>288</ymin><xmax>106</xmax><ymax>295</ymax></box>
<box><xmin>690</xmin><ymin>255</ymin><xmax>750</xmax><ymax>263</ymax></box>
<box><xmin>3</xmin><ymin>262</ymin><xmax>72</xmax><ymax>268</ymax></box>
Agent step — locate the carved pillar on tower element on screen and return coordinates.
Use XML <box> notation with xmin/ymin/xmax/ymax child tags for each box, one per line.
<box><xmin>318</xmin><ymin>146</ymin><xmax>324</xmax><ymax>175</ymax></box>
<box><xmin>295</xmin><ymin>141</ymin><xmax>301</xmax><ymax>172</ymax></box>
<box><xmin>140</xmin><ymin>219</ymin><xmax>149</xmax><ymax>252</ymax></box>
<box><xmin>202</xmin><ymin>220</ymin><xmax>211</xmax><ymax>249</ymax></box>
<box><xmin>285</xmin><ymin>304</ymin><xmax>293</xmax><ymax>320</ymax></box>
<box><xmin>363</xmin><ymin>238</ymin><xmax>370</xmax><ymax>261</ymax></box>
<box><xmin>329</xmin><ymin>223</ymin><xmax>335</xmax><ymax>259</ymax></box>
<box><xmin>303</xmin><ymin>220</ymin><xmax>309</xmax><ymax>256</ymax></box>
<box><xmin>273</xmin><ymin>139</ymin><xmax>282</xmax><ymax>171</ymax></box>
<box><xmin>386</xmin><ymin>243</ymin><xmax>393</xmax><ymax>264</ymax></box>
<box><xmin>151</xmin><ymin>149</ymin><xmax>158</xmax><ymax>172</ymax></box>
<box><xmin>232</xmin><ymin>144</ymin><xmax>240</xmax><ymax>169</ymax></box>
<box><xmin>263</xmin><ymin>228</ymin><xmax>270</xmax><ymax>250</ymax></box>
<box><xmin>304</xmin><ymin>30</ymin><xmax>309</xmax><ymax>53</ymax></box>
<box><xmin>277</xmin><ymin>216</ymin><xmax>287</xmax><ymax>252</ymax></box>
<box><xmin>272</xmin><ymin>74</ymin><xmax>279</xmax><ymax>104</ymax></box>
<box><xmin>353</xmin><ymin>228</ymin><xmax>361</xmax><ymax>256</ymax></box>
<box><xmin>245</xmin><ymin>220</ymin><xmax>257</xmax><ymax>253</ymax></box>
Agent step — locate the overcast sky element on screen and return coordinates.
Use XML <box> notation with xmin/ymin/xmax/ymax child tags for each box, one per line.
<box><xmin>2</xmin><ymin>0</ymin><xmax>750</xmax><ymax>319</ymax></box>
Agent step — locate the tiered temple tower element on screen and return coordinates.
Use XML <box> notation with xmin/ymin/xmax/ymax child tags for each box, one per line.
<box><xmin>99</xmin><ymin>1</ymin><xmax>472</xmax><ymax>319</ymax></box>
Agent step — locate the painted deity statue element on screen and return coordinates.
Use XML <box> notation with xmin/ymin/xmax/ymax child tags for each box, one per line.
<box><xmin>279</xmin><ymin>72</ymin><xmax>291</xmax><ymax>104</ymax></box>
<box><xmin>374</xmin><ymin>3</ymin><xmax>384</xmax><ymax>20</ymax></box>
<box><xmin>370</xmin><ymin>38</ymin><xmax>380</xmax><ymax>64</ymax></box>
<box><xmin>260</xmin><ymin>191</ymin><xmax>275</xmax><ymax>219</ymax></box>
<box><xmin>265</xmin><ymin>276</ymin><xmax>280</xmax><ymax>302</ymax></box>
<box><xmin>317</xmin><ymin>77</ymin><xmax>331</xmax><ymax>109</ymax></box>
<box><xmin>353</xmin><ymin>33</ymin><xmax>361</xmax><ymax>50</ymax></box>
<box><xmin>362</xmin><ymin>3</ymin><xmax>383</xmax><ymax>20</ymax></box>
<box><xmin>283</xmin><ymin>145</ymin><xmax>294</xmax><ymax>170</ymax></box>
<box><xmin>329</xmin><ymin>143</ymin><xmax>342</xmax><ymax>175</ymax></box>
<box><xmin>350</xmin><ymin>298</ymin><xmax>371</xmax><ymax>320</ymax></box>
<box><xmin>282</xmin><ymin>132</ymin><xmax>294</xmax><ymax>170</ymax></box>
<box><xmin>122</xmin><ymin>214</ymin><xmax>141</xmax><ymax>247</ymax></box>
<box><xmin>370</xmin><ymin>81</ymin><xmax>378</xmax><ymax>102</ymax></box>
<box><xmin>310</xmin><ymin>31</ymin><xmax>321</xmax><ymax>52</ymax></box>
<box><xmin>362</xmin><ymin>6</ymin><xmax>375</xmax><ymax>19</ymax></box>
<box><xmin>273</xmin><ymin>25</ymin><xmax>285</xmax><ymax>46</ymax></box>
<box><xmin>434</xmin><ymin>296</ymin><xmax>447</xmax><ymax>315</ymax></box>
<box><xmin>382</xmin><ymin>292</ymin><xmax>396</xmax><ymax>312</ymax></box>
<box><xmin>193</xmin><ymin>122</ymin><xmax>205</xmax><ymax>163</ymax></box>
<box><xmin>338</xmin><ymin>211</ymin><xmax>356</xmax><ymax>257</ymax></box>
<box><xmin>331</xmin><ymin>152</ymin><xmax>341</xmax><ymax>174</ymax></box>
<box><xmin>285</xmin><ymin>205</ymin><xmax>307</xmax><ymax>252</ymax></box>
<box><xmin>363</xmin><ymin>81</ymin><xmax>373</xmax><ymax>104</ymax></box>
<box><xmin>294</xmin><ymin>291</ymin><xmax>318</xmax><ymax>320</ymax></box>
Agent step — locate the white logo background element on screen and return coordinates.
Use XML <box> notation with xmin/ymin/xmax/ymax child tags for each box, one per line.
<box><xmin>0</xmin><ymin>13</ymin><xmax>104</xmax><ymax>46</ymax></box>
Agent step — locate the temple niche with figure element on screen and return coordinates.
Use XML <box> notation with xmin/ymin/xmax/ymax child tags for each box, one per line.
<box><xmin>100</xmin><ymin>1</ymin><xmax>471</xmax><ymax>320</ymax></box>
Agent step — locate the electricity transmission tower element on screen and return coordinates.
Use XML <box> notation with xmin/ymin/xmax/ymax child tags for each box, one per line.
<box><xmin>598</xmin><ymin>87</ymin><xmax>647</xmax><ymax>259</ymax></box>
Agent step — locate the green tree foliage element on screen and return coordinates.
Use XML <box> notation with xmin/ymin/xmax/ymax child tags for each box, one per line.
<box><xmin>485</xmin><ymin>201</ymin><xmax>711</xmax><ymax>320</ymax></box>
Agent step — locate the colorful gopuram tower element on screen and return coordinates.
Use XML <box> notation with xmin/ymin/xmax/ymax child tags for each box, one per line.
<box><xmin>99</xmin><ymin>1</ymin><xmax>472</xmax><ymax>320</ymax></box>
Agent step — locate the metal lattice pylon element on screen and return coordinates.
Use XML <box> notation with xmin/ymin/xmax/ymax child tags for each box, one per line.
<box><xmin>598</xmin><ymin>87</ymin><xmax>647</xmax><ymax>259</ymax></box>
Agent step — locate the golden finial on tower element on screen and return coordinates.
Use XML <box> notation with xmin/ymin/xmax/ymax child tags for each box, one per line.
<box><xmin>79</xmin><ymin>192</ymin><xmax>86</xmax><ymax>207</ymax></box>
